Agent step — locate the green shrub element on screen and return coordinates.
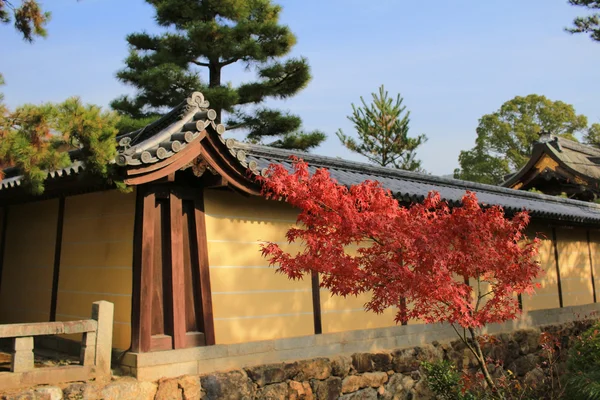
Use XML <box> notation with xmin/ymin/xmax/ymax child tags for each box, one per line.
<box><xmin>565</xmin><ymin>321</ymin><xmax>600</xmax><ymax>399</ymax></box>
<box><xmin>422</xmin><ymin>360</ymin><xmax>477</xmax><ymax>400</ymax></box>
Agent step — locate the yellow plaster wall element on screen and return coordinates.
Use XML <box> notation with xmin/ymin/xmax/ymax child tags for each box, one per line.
<box><xmin>521</xmin><ymin>227</ymin><xmax>561</xmax><ymax>311</ymax></box>
<box><xmin>55</xmin><ymin>189</ymin><xmax>135</xmax><ymax>350</ymax></box>
<box><xmin>556</xmin><ymin>227</ymin><xmax>594</xmax><ymax>307</ymax></box>
<box><xmin>0</xmin><ymin>200</ymin><xmax>59</xmax><ymax>324</ymax></box>
<box><xmin>204</xmin><ymin>189</ymin><xmax>314</xmax><ymax>344</ymax></box>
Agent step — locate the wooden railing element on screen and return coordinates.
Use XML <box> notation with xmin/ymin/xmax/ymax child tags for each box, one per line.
<box><xmin>0</xmin><ymin>301</ymin><xmax>113</xmax><ymax>390</ymax></box>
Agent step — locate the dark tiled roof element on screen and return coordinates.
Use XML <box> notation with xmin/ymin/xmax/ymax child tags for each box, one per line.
<box><xmin>234</xmin><ymin>142</ymin><xmax>600</xmax><ymax>224</ymax></box>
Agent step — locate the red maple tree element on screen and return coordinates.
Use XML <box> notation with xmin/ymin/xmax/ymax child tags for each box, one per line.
<box><xmin>258</xmin><ymin>157</ymin><xmax>542</xmax><ymax>390</ymax></box>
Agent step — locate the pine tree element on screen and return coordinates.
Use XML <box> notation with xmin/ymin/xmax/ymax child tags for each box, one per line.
<box><xmin>112</xmin><ymin>0</ymin><xmax>325</xmax><ymax>152</ymax></box>
<box><xmin>567</xmin><ymin>0</ymin><xmax>600</xmax><ymax>42</ymax></box>
<box><xmin>0</xmin><ymin>97</ymin><xmax>120</xmax><ymax>194</ymax></box>
<box><xmin>336</xmin><ymin>85</ymin><xmax>427</xmax><ymax>171</ymax></box>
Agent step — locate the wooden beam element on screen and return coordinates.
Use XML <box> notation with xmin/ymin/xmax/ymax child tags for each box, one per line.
<box><xmin>194</xmin><ymin>191</ymin><xmax>216</xmax><ymax>345</ymax></box>
<box><xmin>124</xmin><ymin>141</ymin><xmax>202</xmax><ymax>185</ymax></box>
<box><xmin>125</xmin><ymin>131</ymin><xmax>206</xmax><ymax>176</ymax></box>
<box><xmin>311</xmin><ymin>271</ymin><xmax>323</xmax><ymax>334</ymax></box>
<box><xmin>0</xmin><ymin>207</ymin><xmax>9</xmax><ymax>298</ymax></box>
<box><xmin>587</xmin><ymin>230</ymin><xmax>597</xmax><ymax>303</ymax></box>
<box><xmin>170</xmin><ymin>191</ymin><xmax>186</xmax><ymax>349</ymax></box>
<box><xmin>552</xmin><ymin>227</ymin><xmax>564</xmax><ymax>308</ymax></box>
<box><xmin>49</xmin><ymin>198</ymin><xmax>65</xmax><ymax>322</ymax></box>
<box><xmin>132</xmin><ymin>189</ymin><xmax>156</xmax><ymax>352</ymax></box>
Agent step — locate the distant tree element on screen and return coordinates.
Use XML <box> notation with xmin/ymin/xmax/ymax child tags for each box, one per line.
<box><xmin>566</xmin><ymin>0</ymin><xmax>600</xmax><ymax>42</ymax></box>
<box><xmin>584</xmin><ymin>122</ymin><xmax>600</xmax><ymax>147</ymax></box>
<box><xmin>112</xmin><ymin>0</ymin><xmax>325</xmax><ymax>152</ymax></box>
<box><xmin>0</xmin><ymin>98</ymin><xmax>120</xmax><ymax>194</ymax></box>
<box><xmin>454</xmin><ymin>95</ymin><xmax>594</xmax><ymax>184</ymax></box>
<box><xmin>336</xmin><ymin>85</ymin><xmax>427</xmax><ymax>171</ymax></box>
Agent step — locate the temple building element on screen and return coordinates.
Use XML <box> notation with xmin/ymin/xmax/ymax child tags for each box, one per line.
<box><xmin>503</xmin><ymin>131</ymin><xmax>600</xmax><ymax>201</ymax></box>
<box><xmin>0</xmin><ymin>93</ymin><xmax>600</xmax><ymax>379</ymax></box>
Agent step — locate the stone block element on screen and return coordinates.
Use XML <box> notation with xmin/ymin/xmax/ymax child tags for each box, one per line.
<box><xmin>330</xmin><ymin>355</ymin><xmax>352</xmax><ymax>377</ymax></box>
<box><xmin>178</xmin><ymin>375</ymin><xmax>202</xmax><ymax>400</ymax></box>
<box><xmin>294</xmin><ymin>358</ymin><xmax>331</xmax><ymax>381</ymax></box>
<box><xmin>34</xmin><ymin>386</ymin><xmax>63</xmax><ymax>400</ymax></box>
<box><xmin>310</xmin><ymin>377</ymin><xmax>342</xmax><ymax>400</ymax></box>
<box><xmin>91</xmin><ymin>301</ymin><xmax>114</xmax><ymax>378</ymax></box>
<box><xmin>245</xmin><ymin>363</ymin><xmax>295</xmax><ymax>387</ymax></box>
<box><xmin>155</xmin><ymin>378</ymin><xmax>183</xmax><ymax>400</ymax></box>
<box><xmin>11</xmin><ymin>337</ymin><xmax>34</xmax><ymax>373</ymax></box>
<box><xmin>257</xmin><ymin>382</ymin><xmax>289</xmax><ymax>400</ymax></box>
<box><xmin>200</xmin><ymin>370</ymin><xmax>255</xmax><ymax>400</ymax></box>
<box><xmin>288</xmin><ymin>381</ymin><xmax>313</xmax><ymax>400</ymax></box>
<box><xmin>339</xmin><ymin>387</ymin><xmax>377</xmax><ymax>400</ymax></box>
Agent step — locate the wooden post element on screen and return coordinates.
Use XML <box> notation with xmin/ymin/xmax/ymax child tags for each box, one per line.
<box><xmin>132</xmin><ymin>189</ymin><xmax>156</xmax><ymax>353</ymax></box>
<box><xmin>552</xmin><ymin>227</ymin><xmax>564</xmax><ymax>308</ymax></box>
<box><xmin>50</xmin><ymin>197</ymin><xmax>65</xmax><ymax>322</ymax></box>
<box><xmin>170</xmin><ymin>192</ymin><xmax>186</xmax><ymax>349</ymax></box>
<box><xmin>194</xmin><ymin>191</ymin><xmax>216</xmax><ymax>345</ymax></box>
<box><xmin>311</xmin><ymin>271</ymin><xmax>322</xmax><ymax>334</ymax></box>
<box><xmin>92</xmin><ymin>301</ymin><xmax>114</xmax><ymax>377</ymax></box>
<box><xmin>0</xmin><ymin>207</ymin><xmax>9</xmax><ymax>297</ymax></box>
<box><xmin>587</xmin><ymin>230</ymin><xmax>597</xmax><ymax>303</ymax></box>
<box><xmin>11</xmin><ymin>337</ymin><xmax>34</xmax><ymax>373</ymax></box>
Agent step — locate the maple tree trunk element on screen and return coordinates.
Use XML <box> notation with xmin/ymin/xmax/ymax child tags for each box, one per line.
<box><xmin>468</xmin><ymin>327</ymin><xmax>498</xmax><ymax>395</ymax></box>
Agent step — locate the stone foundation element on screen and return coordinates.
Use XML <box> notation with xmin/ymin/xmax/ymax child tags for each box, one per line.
<box><xmin>1</xmin><ymin>317</ymin><xmax>597</xmax><ymax>400</ymax></box>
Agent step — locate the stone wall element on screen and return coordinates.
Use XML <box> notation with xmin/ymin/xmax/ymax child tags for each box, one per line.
<box><xmin>1</xmin><ymin>319</ymin><xmax>597</xmax><ymax>400</ymax></box>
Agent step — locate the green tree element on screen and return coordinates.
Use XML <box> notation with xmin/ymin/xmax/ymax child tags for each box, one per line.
<box><xmin>454</xmin><ymin>94</ymin><xmax>594</xmax><ymax>184</ymax></box>
<box><xmin>336</xmin><ymin>85</ymin><xmax>427</xmax><ymax>171</ymax></box>
<box><xmin>0</xmin><ymin>98</ymin><xmax>120</xmax><ymax>194</ymax></box>
<box><xmin>112</xmin><ymin>0</ymin><xmax>325</xmax><ymax>151</ymax></box>
<box><xmin>567</xmin><ymin>0</ymin><xmax>600</xmax><ymax>42</ymax></box>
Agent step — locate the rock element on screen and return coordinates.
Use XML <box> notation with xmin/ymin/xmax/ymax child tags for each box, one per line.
<box><xmin>288</xmin><ymin>381</ymin><xmax>313</xmax><ymax>400</ymax></box>
<box><xmin>412</xmin><ymin>379</ymin><xmax>434</xmax><ymax>399</ymax></box>
<box><xmin>341</xmin><ymin>376</ymin><xmax>363</xmax><ymax>394</ymax></box>
<box><xmin>513</xmin><ymin>354</ymin><xmax>540</xmax><ymax>377</ymax></box>
<box><xmin>0</xmin><ymin>390</ymin><xmax>36</xmax><ymax>400</ymax></box>
<box><xmin>139</xmin><ymin>382</ymin><xmax>160</xmax><ymax>400</ymax></box>
<box><xmin>295</xmin><ymin>358</ymin><xmax>331</xmax><ymax>381</ymax></box>
<box><xmin>34</xmin><ymin>386</ymin><xmax>63</xmax><ymax>400</ymax></box>
<box><xmin>62</xmin><ymin>382</ymin><xmax>102</xmax><ymax>400</ymax></box>
<box><xmin>352</xmin><ymin>354</ymin><xmax>373</xmax><ymax>373</ymax></box>
<box><xmin>245</xmin><ymin>363</ymin><xmax>288</xmax><ymax>387</ymax></box>
<box><xmin>101</xmin><ymin>378</ymin><xmax>157</xmax><ymax>400</ymax></box>
<box><xmin>362</xmin><ymin>372</ymin><xmax>388</xmax><ymax>388</ymax></box>
<box><xmin>371</xmin><ymin>353</ymin><xmax>393</xmax><ymax>371</ymax></box>
<box><xmin>331</xmin><ymin>355</ymin><xmax>352</xmax><ymax>377</ymax></box>
<box><xmin>391</xmin><ymin>348</ymin><xmax>419</xmax><ymax>373</ymax></box>
<box><xmin>384</xmin><ymin>373</ymin><xmax>415</xmax><ymax>399</ymax></box>
<box><xmin>258</xmin><ymin>383</ymin><xmax>289</xmax><ymax>400</ymax></box>
<box><xmin>341</xmin><ymin>372</ymin><xmax>388</xmax><ymax>394</ymax></box>
<box><xmin>310</xmin><ymin>377</ymin><xmax>342</xmax><ymax>400</ymax></box>
<box><xmin>178</xmin><ymin>375</ymin><xmax>202</xmax><ymax>400</ymax></box>
<box><xmin>339</xmin><ymin>387</ymin><xmax>377</xmax><ymax>400</ymax></box>
<box><xmin>155</xmin><ymin>378</ymin><xmax>182</xmax><ymax>400</ymax></box>
<box><xmin>201</xmin><ymin>370</ymin><xmax>256</xmax><ymax>400</ymax></box>
<box><xmin>523</xmin><ymin>367</ymin><xmax>545</xmax><ymax>391</ymax></box>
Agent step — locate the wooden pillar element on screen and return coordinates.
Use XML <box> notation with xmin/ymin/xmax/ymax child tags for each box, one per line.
<box><xmin>131</xmin><ymin>188</ymin><xmax>156</xmax><ymax>353</ymax></box>
<box><xmin>587</xmin><ymin>230</ymin><xmax>597</xmax><ymax>303</ymax></box>
<box><xmin>50</xmin><ymin>197</ymin><xmax>65</xmax><ymax>322</ymax></box>
<box><xmin>552</xmin><ymin>227</ymin><xmax>564</xmax><ymax>308</ymax></box>
<box><xmin>170</xmin><ymin>193</ymin><xmax>186</xmax><ymax>349</ymax></box>
<box><xmin>0</xmin><ymin>207</ymin><xmax>9</xmax><ymax>297</ymax></box>
<box><xmin>194</xmin><ymin>190</ymin><xmax>216</xmax><ymax>345</ymax></box>
<box><xmin>311</xmin><ymin>271</ymin><xmax>322</xmax><ymax>334</ymax></box>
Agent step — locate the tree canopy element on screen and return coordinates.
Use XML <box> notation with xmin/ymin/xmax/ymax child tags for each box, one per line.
<box><xmin>567</xmin><ymin>0</ymin><xmax>600</xmax><ymax>42</ymax></box>
<box><xmin>112</xmin><ymin>0</ymin><xmax>325</xmax><ymax>152</ymax></box>
<box><xmin>336</xmin><ymin>85</ymin><xmax>427</xmax><ymax>171</ymax></box>
<box><xmin>454</xmin><ymin>94</ymin><xmax>600</xmax><ymax>185</ymax></box>
<box><xmin>0</xmin><ymin>98</ymin><xmax>120</xmax><ymax>194</ymax></box>
<box><xmin>259</xmin><ymin>157</ymin><xmax>541</xmax><ymax>392</ymax></box>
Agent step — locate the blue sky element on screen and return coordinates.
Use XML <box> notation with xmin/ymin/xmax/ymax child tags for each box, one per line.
<box><xmin>1</xmin><ymin>0</ymin><xmax>599</xmax><ymax>176</ymax></box>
